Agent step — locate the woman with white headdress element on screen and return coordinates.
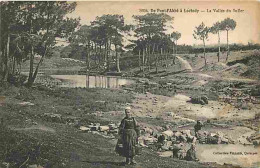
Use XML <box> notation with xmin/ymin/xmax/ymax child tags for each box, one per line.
<box><xmin>118</xmin><ymin>106</ymin><xmax>139</xmax><ymax>165</ymax></box>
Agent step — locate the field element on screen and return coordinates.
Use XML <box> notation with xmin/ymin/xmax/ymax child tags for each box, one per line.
<box><xmin>1</xmin><ymin>49</ymin><xmax>260</xmax><ymax>168</ymax></box>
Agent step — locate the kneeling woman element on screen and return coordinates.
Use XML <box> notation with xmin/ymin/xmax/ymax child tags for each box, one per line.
<box><xmin>119</xmin><ymin>106</ymin><xmax>139</xmax><ymax>165</ymax></box>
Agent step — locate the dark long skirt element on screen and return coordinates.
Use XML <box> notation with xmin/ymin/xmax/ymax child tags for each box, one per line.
<box><xmin>122</xmin><ymin>129</ymin><xmax>137</xmax><ymax>157</ymax></box>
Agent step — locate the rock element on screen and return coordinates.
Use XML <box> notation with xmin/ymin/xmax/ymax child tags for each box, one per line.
<box><xmin>144</xmin><ymin>127</ymin><xmax>153</xmax><ymax>134</ymax></box>
<box><xmin>207</xmin><ymin>135</ymin><xmax>221</xmax><ymax>144</ymax></box>
<box><xmin>181</xmin><ymin>130</ymin><xmax>192</xmax><ymax>137</ymax></box>
<box><xmin>99</xmin><ymin>126</ymin><xmax>109</xmax><ymax>132</ymax></box>
<box><xmin>175</xmin><ymin>131</ymin><xmax>182</xmax><ymax>137</ymax></box>
<box><xmin>143</xmin><ymin>136</ymin><xmax>156</xmax><ymax>145</ymax></box>
<box><xmin>162</xmin><ymin>130</ymin><xmax>174</xmax><ymax>139</ymax></box>
<box><xmin>108</xmin><ymin>123</ymin><xmax>117</xmax><ymax>130</ymax></box>
<box><xmin>19</xmin><ymin>101</ymin><xmax>34</xmax><ymax>106</ymax></box>
<box><xmin>221</xmin><ymin>137</ymin><xmax>229</xmax><ymax>144</ymax></box>
<box><xmin>165</xmin><ymin>141</ymin><xmax>172</xmax><ymax>147</ymax></box>
<box><xmin>152</xmin><ymin>131</ymin><xmax>160</xmax><ymax>138</ymax></box>
<box><xmin>90</xmin><ymin>126</ymin><xmax>99</xmax><ymax>131</ymax></box>
<box><xmin>109</xmin><ymin>129</ymin><xmax>118</xmax><ymax>134</ymax></box>
<box><xmin>179</xmin><ymin>135</ymin><xmax>187</xmax><ymax>143</ymax></box>
<box><xmin>79</xmin><ymin>126</ymin><xmax>90</xmax><ymax>132</ymax></box>
<box><xmin>170</xmin><ymin>136</ymin><xmax>178</xmax><ymax>143</ymax></box>
<box><xmin>161</xmin><ymin>145</ymin><xmax>169</xmax><ymax>151</ymax></box>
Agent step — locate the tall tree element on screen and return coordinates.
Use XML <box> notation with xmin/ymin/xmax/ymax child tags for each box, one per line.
<box><xmin>170</xmin><ymin>31</ymin><xmax>181</xmax><ymax>64</ymax></box>
<box><xmin>221</xmin><ymin>18</ymin><xmax>236</xmax><ymax>62</ymax></box>
<box><xmin>193</xmin><ymin>22</ymin><xmax>210</xmax><ymax>66</ymax></box>
<box><xmin>133</xmin><ymin>13</ymin><xmax>173</xmax><ymax>71</ymax></box>
<box><xmin>69</xmin><ymin>25</ymin><xmax>92</xmax><ymax>70</ymax></box>
<box><xmin>210</xmin><ymin>21</ymin><xmax>224</xmax><ymax>62</ymax></box>
<box><xmin>91</xmin><ymin>15</ymin><xmax>130</xmax><ymax>72</ymax></box>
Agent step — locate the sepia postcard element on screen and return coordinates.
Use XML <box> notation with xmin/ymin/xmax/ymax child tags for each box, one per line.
<box><xmin>0</xmin><ymin>1</ymin><xmax>259</xmax><ymax>168</ymax></box>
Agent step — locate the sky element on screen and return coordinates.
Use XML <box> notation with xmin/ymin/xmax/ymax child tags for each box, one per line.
<box><xmin>65</xmin><ymin>1</ymin><xmax>260</xmax><ymax>46</ymax></box>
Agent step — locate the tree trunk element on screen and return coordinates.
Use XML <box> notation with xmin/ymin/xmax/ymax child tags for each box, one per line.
<box><xmin>164</xmin><ymin>48</ymin><xmax>167</xmax><ymax>68</ymax></box>
<box><xmin>94</xmin><ymin>42</ymin><xmax>97</xmax><ymax>65</ymax></box>
<box><xmin>145</xmin><ymin>47</ymin><xmax>148</xmax><ymax>66</ymax></box>
<box><xmin>115</xmin><ymin>44</ymin><xmax>120</xmax><ymax>72</ymax></box>
<box><xmin>160</xmin><ymin>47</ymin><xmax>163</xmax><ymax>66</ymax></box>
<box><xmin>218</xmin><ymin>31</ymin><xmax>220</xmax><ymax>62</ymax></box>
<box><xmin>0</xmin><ymin>50</ymin><xmax>3</xmax><ymax>78</ymax></box>
<box><xmin>203</xmin><ymin>39</ymin><xmax>207</xmax><ymax>66</ymax></box>
<box><xmin>156</xmin><ymin>45</ymin><xmax>158</xmax><ymax>74</ymax></box>
<box><xmin>226</xmin><ymin>30</ymin><xmax>229</xmax><ymax>62</ymax></box>
<box><xmin>142</xmin><ymin>48</ymin><xmax>145</xmax><ymax>75</ymax></box>
<box><xmin>172</xmin><ymin>41</ymin><xmax>175</xmax><ymax>65</ymax></box>
<box><xmin>86</xmin><ymin>44</ymin><xmax>90</xmax><ymax>71</ymax></box>
<box><xmin>27</xmin><ymin>5</ymin><xmax>50</xmax><ymax>87</ymax></box>
<box><xmin>12</xmin><ymin>56</ymin><xmax>16</xmax><ymax>75</ymax></box>
<box><xmin>3</xmin><ymin>34</ymin><xmax>10</xmax><ymax>81</ymax></box>
<box><xmin>148</xmin><ymin>44</ymin><xmax>151</xmax><ymax>71</ymax></box>
<box><xmin>99</xmin><ymin>44</ymin><xmax>102</xmax><ymax>68</ymax></box>
<box><xmin>175</xmin><ymin>40</ymin><xmax>178</xmax><ymax>55</ymax></box>
<box><xmin>138</xmin><ymin>50</ymin><xmax>141</xmax><ymax>71</ymax></box>
<box><xmin>107</xmin><ymin>40</ymin><xmax>112</xmax><ymax>71</ymax></box>
<box><xmin>27</xmin><ymin>45</ymin><xmax>34</xmax><ymax>85</ymax></box>
<box><xmin>104</xmin><ymin>42</ymin><xmax>107</xmax><ymax>69</ymax></box>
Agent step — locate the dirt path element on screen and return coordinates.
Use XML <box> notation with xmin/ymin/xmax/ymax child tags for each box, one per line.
<box><xmin>176</xmin><ymin>56</ymin><xmax>193</xmax><ymax>72</ymax></box>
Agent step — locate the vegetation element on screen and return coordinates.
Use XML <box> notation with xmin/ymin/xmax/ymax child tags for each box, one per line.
<box><xmin>0</xmin><ymin>1</ymin><xmax>254</xmax><ymax>87</ymax></box>
<box><xmin>193</xmin><ymin>22</ymin><xmax>210</xmax><ymax>66</ymax></box>
<box><xmin>0</xmin><ymin>2</ymin><xmax>80</xmax><ymax>86</ymax></box>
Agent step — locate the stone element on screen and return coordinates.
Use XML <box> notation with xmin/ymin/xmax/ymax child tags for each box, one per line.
<box><xmin>179</xmin><ymin>135</ymin><xmax>187</xmax><ymax>143</ymax></box>
<box><xmin>181</xmin><ymin>130</ymin><xmax>192</xmax><ymax>137</ymax></box>
<box><xmin>79</xmin><ymin>126</ymin><xmax>90</xmax><ymax>132</ymax></box>
<box><xmin>144</xmin><ymin>127</ymin><xmax>153</xmax><ymax>134</ymax></box>
<box><xmin>99</xmin><ymin>126</ymin><xmax>109</xmax><ymax>132</ymax></box>
<box><xmin>152</xmin><ymin>131</ymin><xmax>160</xmax><ymax>138</ymax></box>
<box><xmin>90</xmin><ymin>126</ymin><xmax>99</xmax><ymax>131</ymax></box>
<box><xmin>143</xmin><ymin>136</ymin><xmax>156</xmax><ymax>145</ymax></box>
<box><xmin>175</xmin><ymin>131</ymin><xmax>182</xmax><ymax>137</ymax></box>
<box><xmin>221</xmin><ymin>137</ymin><xmax>229</xmax><ymax>144</ymax></box>
<box><xmin>165</xmin><ymin>141</ymin><xmax>172</xmax><ymax>147</ymax></box>
<box><xmin>108</xmin><ymin>123</ymin><xmax>117</xmax><ymax>130</ymax></box>
<box><xmin>19</xmin><ymin>101</ymin><xmax>34</xmax><ymax>106</ymax></box>
<box><xmin>162</xmin><ymin>130</ymin><xmax>174</xmax><ymax>138</ymax></box>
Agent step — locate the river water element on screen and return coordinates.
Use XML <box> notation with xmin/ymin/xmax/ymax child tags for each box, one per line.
<box><xmin>50</xmin><ymin>75</ymin><xmax>135</xmax><ymax>88</ymax></box>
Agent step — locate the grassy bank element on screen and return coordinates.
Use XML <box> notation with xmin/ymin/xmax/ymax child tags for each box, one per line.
<box><xmin>0</xmin><ymin>83</ymin><xmax>133</xmax><ymax>167</ymax></box>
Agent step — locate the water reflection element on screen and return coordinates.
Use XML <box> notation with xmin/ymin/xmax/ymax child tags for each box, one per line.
<box><xmin>50</xmin><ymin>75</ymin><xmax>135</xmax><ymax>88</ymax></box>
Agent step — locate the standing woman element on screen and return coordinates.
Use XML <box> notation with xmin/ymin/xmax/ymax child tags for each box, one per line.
<box><xmin>119</xmin><ymin>106</ymin><xmax>139</xmax><ymax>165</ymax></box>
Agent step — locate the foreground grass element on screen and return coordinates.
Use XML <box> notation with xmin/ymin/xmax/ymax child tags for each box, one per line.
<box><xmin>0</xmin><ymin>84</ymin><xmax>236</xmax><ymax>168</ymax></box>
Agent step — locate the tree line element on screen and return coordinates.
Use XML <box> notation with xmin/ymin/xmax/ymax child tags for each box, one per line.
<box><xmin>0</xmin><ymin>1</ymin><xmax>241</xmax><ymax>86</ymax></box>
<box><xmin>193</xmin><ymin>18</ymin><xmax>237</xmax><ymax>66</ymax></box>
